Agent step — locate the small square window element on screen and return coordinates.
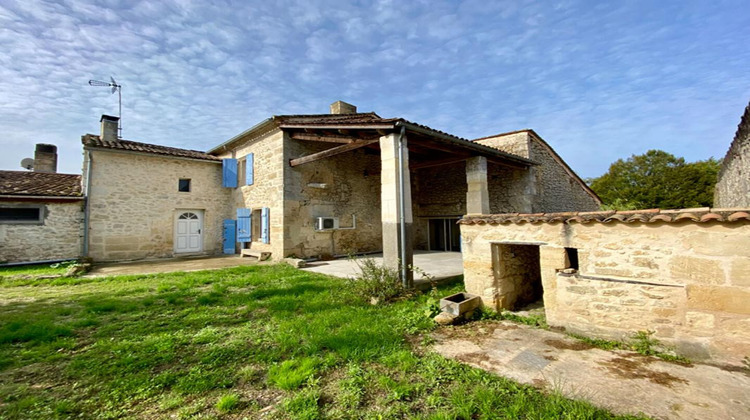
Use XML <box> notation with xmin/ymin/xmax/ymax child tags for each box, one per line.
<box><xmin>178</xmin><ymin>179</ymin><xmax>191</xmax><ymax>192</ymax></box>
<box><xmin>564</xmin><ymin>247</ymin><xmax>579</xmax><ymax>271</ymax></box>
<box><xmin>0</xmin><ymin>206</ymin><xmax>43</xmax><ymax>224</ymax></box>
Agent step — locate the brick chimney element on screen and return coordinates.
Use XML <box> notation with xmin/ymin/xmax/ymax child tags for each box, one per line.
<box><xmin>330</xmin><ymin>101</ymin><xmax>357</xmax><ymax>114</ymax></box>
<box><xmin>100</xmin><ymin>114</ymin><xmax>120</xmax><ymax>142</ymax></box>
<box><xmin>34</xmin><ymin>143</ymin><xmax>57</xmax><ymax>173</ymax></box>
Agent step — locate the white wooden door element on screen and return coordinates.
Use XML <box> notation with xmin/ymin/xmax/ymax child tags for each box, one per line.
<box><xmin>175</xmin><ymin>211</ymin><xmax>202</xmax><ymax>253</ymax></box>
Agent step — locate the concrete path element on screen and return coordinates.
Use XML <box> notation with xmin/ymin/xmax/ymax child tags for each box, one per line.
<box><xmin>301</xmin><ymin>251</ymin><xmax>463</xmax><ymax>284</ymax></box>
<box><xmin>87</xmin><ymin>255</ymin><xmax>260</xmax><ymax>276</ymax></box>
<box><xmin>433</xmin><ymin>320</ymin><xmax>749</xmax><ymax>420</ymax></box>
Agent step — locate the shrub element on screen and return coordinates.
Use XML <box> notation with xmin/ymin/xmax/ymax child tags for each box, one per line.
<box><xmin>347</xmin><ymin>258</ymin><xmax>405</xmax><ymax>303</ymax></box>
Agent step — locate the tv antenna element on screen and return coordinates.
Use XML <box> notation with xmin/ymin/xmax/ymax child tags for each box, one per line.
<box><xmin>88</xmin><ymin>76</ymin><xmax>122</xmax><ymax>138</ymax></box>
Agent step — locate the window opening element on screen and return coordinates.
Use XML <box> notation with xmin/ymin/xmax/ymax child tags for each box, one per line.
<box><xmin>178</xmin><ymin>179</ymin><xmax>191</xmax><ymax>192</ymax></box>
<box><xmin>564</xmin><ymin>247</ymin><xmax>579</xmax><ymax>271</ymax></box>
<box><xmin>0</xmin><ymin>207</ymin><xmax>42</xmax><ymax>223</ymax></box>
<box><xmin>179</xmin><ymin>212</ymin><xmax>199</xmax><ymax>220</ymax></box>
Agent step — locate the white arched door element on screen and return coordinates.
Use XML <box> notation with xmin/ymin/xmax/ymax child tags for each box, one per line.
<box><xmin>175</xmin><ymin>211</ymin><xmax>203</xmax><ymax>253</ymax></box>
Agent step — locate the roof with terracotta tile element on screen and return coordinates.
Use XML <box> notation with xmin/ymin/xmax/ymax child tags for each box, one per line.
<box><xmin>458</xmin><ymin>208</ymin><xmax>750</xmax><ymax>225</ymax></box>
<box><xmin>82</xmin><ymin>134</ymin><xmax>220</xmax><ymax>161</ymax></box>
<box><xmin>0</xmin><ymin>170</ymin><xmax>82</xmax><ymax>198</ymax></box>
<box><xmin>274</xmin><ymin>112</ymin><xmax>384</xmax><ymax>125</ymax></box>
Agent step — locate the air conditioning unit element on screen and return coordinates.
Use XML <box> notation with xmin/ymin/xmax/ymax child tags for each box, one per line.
<box><xmin>315</xmin><ymin>217</ymin><xmax>339</xmax><ymax>231</ymax></box>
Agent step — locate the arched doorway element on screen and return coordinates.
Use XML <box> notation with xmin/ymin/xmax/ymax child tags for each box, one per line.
<box><xmin>174</xmin><ymin>210</ymin><xmax>203</xmax><ymax>253</ymax></box>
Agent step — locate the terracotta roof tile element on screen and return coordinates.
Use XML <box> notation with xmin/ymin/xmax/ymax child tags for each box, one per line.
<box><xmin>459</xmin><ymin>208</ymin><xmax>750</xmax><ymax>226</ymax></box>
<box><xmin>82</xmin><ymin>135</ymin><xmax>220</xmax><ymax>161</ymax></box>
<box><xmin>0</xmin><ymin>171</ymin><xmax>82</xmax><ymax>197</ymax></box>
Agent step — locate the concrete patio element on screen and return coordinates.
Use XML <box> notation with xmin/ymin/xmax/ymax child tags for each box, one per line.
<box><xmin>301</xmin><ymin>250</ymin><xmax>464</xmax><ymax>286</ymax></box>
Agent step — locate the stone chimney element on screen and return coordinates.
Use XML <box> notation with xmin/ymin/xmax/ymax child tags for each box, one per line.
<box><xmin>34</xmin><ymin>143</ymin><xmax>57</xmax><ymax>173</ymax></box>
<box><xmin>100</xmin><ymin>114</ymin><xmax>120</xmax><ymax>142</ymax></box>
<box><xmin>330</xmin><ymin>101</ymin><xmax>357</xmax><ymax>114</ymax></box>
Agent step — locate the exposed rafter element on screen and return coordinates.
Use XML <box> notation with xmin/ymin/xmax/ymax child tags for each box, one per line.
<box><xmin>289</xmin><ymin>139</ymin><xmax>379</xmax><ymax>167</ymax></box>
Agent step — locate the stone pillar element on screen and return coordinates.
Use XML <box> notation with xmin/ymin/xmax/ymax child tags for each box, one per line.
<box><xmin>466</xmin><ymin>156</ymin><xmax>490</xmax><ymax>215</ymax></box>
<box><xmin>539</xmin><ymin>246</ymin><xmax>566</xmax><ymax>324</ymax></box>
<box><xmin>380</xmin><ymin>132</ymin><xmax>413</xmax><ymax>285</ymax></box>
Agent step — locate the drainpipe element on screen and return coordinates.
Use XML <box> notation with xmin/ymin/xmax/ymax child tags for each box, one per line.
<box><xmin>82</xmin><ymin>151</ymin><xmax>93</xmax><ymax>257</ymax></box>
<box><xmin>397</xmin><ymin>125</ymin><xmax>410</xmax><ymax>288</ymax></box>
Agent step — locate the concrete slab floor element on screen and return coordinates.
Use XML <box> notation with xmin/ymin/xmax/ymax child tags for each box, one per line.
<box><xmin>86</xmin><ymin>255</ymin><xmax>262</xmax><ymax>277</ymax></box>
<box><xmin>433</xmin><ymin>320</ymin><xmax>750</xmax><ymax>420</ymax></box>
<box><xmin>301</xmin><ymin>251</ymin><xmax>464</xmax><ymax>285</ymax></box>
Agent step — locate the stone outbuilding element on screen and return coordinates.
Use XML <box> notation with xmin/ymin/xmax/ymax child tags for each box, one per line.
<box><xmin>459</xmin><ymin>208</ymin><xmax>750</xmax><ymax>363</ymax></box>
<box><xmin>0</xmin><ymin>144</ymin><xmax>84</xmax><ymax>263</ymax></box>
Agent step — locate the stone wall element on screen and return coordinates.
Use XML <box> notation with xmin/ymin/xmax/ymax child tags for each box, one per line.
<box><xmin>476</xmin><ymin>130</ymin><xmax>600</xmax><ymax>212</ymax></box>
<box><xmin>85</xmin><ymin>150</ymin><xmax>231</xmax><ymax>261</ymax></box>
<box><xmin>715</xmin><ymin>102</ymin><xmax>750</xmax><ymax>207</ymax></box>
<box><xmin>283</xmin><ymin>135</ymin><xmax>383</xmax><ymax>258</ymax></box>
<box><xmin>216</xmin><ymin>129</ymin><xmax>286</xmax><ymax>259</ymax></box>
<box><xmin>0</xmin><ymin>200</ymin><xmax>83</xmax><ymax>263</ymax></box>
<box><xmin>460</xmin><ymin>215</ymin><xmax>750</xmax><ymax>363</ymax></box>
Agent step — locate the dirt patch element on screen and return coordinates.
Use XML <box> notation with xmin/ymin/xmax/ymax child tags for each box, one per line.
<box><xmin>544</xmin><ymin>339</ymin><xmax>595</xmax><ymax>351</ymax></box>
<box><xmin>599</xmin><ymin>356</ymin><xmax>689</xmax><ymax>388</ymax></box>
<box><xmin>455</xmin><ymin>352</ymin><xmax>493</xmax><ymax>366</ymax></box>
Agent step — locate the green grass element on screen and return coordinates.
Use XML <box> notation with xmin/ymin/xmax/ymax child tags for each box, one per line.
<box><xmin>0</xmin><ymin>264</ymin><xmax>643</xmax><ymax>419</ymax></box>
<box><xmin>0</xmin><ymin>261</ymin><xmax>76</xmax><ymax>279</ymax></box>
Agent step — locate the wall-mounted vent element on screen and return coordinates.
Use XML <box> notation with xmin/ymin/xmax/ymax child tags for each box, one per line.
<box><xmin>315</xmin><ymin>217</ymin><xmax>339</xmax><ymax>231</ymax></box>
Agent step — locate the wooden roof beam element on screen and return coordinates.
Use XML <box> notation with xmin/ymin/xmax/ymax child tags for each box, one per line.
<box><xmin>289</xmin><ymin>139</ymin><xmax>379</xmax><ymax>167</ymax></box>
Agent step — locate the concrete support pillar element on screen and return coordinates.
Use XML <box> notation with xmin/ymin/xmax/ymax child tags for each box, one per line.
<box><xmin>380</xmin><ymin>132</ymin><xmax>413</xmax><ymax>285</ymax></box>
<box><xmin>466</xmin><ymin>156</ymin><xmax>490</xmax><ymax>215</ymax></box>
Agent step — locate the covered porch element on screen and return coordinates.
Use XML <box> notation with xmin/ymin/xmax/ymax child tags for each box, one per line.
<box><xmin>282</xmin><ymin>112</ymin><xmax>535</xmax><ymax>286</ymax></box>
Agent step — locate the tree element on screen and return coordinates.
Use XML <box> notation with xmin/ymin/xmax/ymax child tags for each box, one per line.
<box><xmin>590</xmin><ymin>150</ymin><xmax>721</xmax><ymax>210</ymax></box>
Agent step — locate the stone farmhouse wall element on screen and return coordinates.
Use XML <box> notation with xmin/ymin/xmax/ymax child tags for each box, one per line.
<box><xmin>216</xmin><ymin>129</ymin><xmax>286</xmax><ymax>259</ymax></box>
<box><xmin>84</xmin><ymin>150</ymin><xmax>231</xmax><ymax>261</ymax></box>
<box><xmin>476</xmin><ymin>130</ymin><xmax>600</xmax><ymax>212</ymax></box>
<box><xmin>0</xmin><ymin>200</ymin><xmax>83</xmax><ymax>263</ymax></box>
<box><xmin>460</xmin><ymin>210</ymin><xmax>750</xmax><ymax>363</ymax></box>
<box><xmin>715</xmin><ymin>102</ymin><xmax>750</xmax><ymax>207</ymax></box>
<box><xmin>283</xmin><ymin>134</ymin><xmax>383</xmax><ymax>258</ymax></box>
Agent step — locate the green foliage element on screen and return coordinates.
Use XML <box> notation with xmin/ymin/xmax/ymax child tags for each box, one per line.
<box><xmin>268</xmin><ymin>357</ymin><xmax>319</xmax><ymax>390</ymax></box>
<box><xmin>282</xmin><ymin>387</ymin><xmax>322</xmax><ymax>420</ymax></box>
<box><xmin>0</xmin><ymin>319</ymin><xmax>73</xmax><ymax>344</ymax></box>
<box><xmin>215</xmin><ymin>393</ymin><xmax>240</xmax><ymax>412</ymax></box>
<box><xmin>590</xmin><ymin>150</ymin><xmax>721</xmax><ymax>209</ymax></box>
<box><xmin>347</xmin><ymin>257</ymin><xmax>406</xmax><ymax>303</ymax></box>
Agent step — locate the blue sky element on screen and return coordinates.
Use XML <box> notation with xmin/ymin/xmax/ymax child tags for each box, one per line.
<box><xmin>1</xmin><ymin>0</ymin><xmax>748</xmax><ymax>178</ymax></box>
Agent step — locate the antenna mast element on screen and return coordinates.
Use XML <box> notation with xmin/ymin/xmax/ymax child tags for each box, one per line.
<box><xmin>88</xmin><ymin>77</ymin><xmax>122</xmax><ymax>138</ymax></box>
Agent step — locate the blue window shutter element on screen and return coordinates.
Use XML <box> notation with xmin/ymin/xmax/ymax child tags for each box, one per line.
<box><xmin>246</xmin><ymin>153</ymin><xmax>254</xmax><ymax>185</ymax></box>
<box><xmin>222</xmin><ymin>159</ymin><xmax>238</xmax><ymax>188</ymax></box>
<box><xmin>261</xmin><ymin>207</ymin><xmax>270</xmax><ymax>244</ymax></box>
<box><xmin>223</xmin><ymin>219</ymin><xmax>236</xmax><ymax>254</ymax></box>
<box><xmin>237</xmin><ymin>208</ymin><xmax>251</xmax><ymax>242</ymax></box>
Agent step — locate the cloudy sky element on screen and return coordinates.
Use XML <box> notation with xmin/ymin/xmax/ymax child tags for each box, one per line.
<box><xmin>1</xmin><ymin>0</ymin><xmax>748</xmax><ymax>178</ymax></box>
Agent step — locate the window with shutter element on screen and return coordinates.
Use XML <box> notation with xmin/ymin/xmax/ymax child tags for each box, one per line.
<box><xmin>261</xmin><ymin>207</ymin><xmax>270</xmax><ymax>244</ymax></box>
<box><xmin>246</xmin><ymin>153</ymin><xmax>254</xmax><ymax>185</ymax></box>
<box><xmin>236</xmin><ymin>208</ymin><xmax>251</xmax><ymax>242</ymax></box>
<box><xmin>222</xmin><ymin>159</ymin><xmax>238</xmax><ymax>188</ymax></box>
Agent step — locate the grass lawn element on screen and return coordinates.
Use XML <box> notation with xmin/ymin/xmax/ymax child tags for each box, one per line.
<box><xmin>0</xmin><ymin>264</ymin><xmax>642</xmax><ymax>419</ymax></box>
<box><xmin>0</xmin><ymin>261</ymin><xmax>77</xmax><ymax>279</ymax></box>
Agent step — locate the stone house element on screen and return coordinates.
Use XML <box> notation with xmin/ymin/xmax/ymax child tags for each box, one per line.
<box><xmin>0</xmin><ymin>144</ymin><xmax>84</xmax><ymax>263</ymax></box>
<box><xmin>0</xmin><ymin>101</ymin><xmax>600</xmax><ymax>268</ymax></box>
<box><xmin>459</xmin><ymin>209</ymin><xmax>750</xmax><ymax>363</ymax></box>
<box><xmin>73</xmin><ymin>102</ymin><xmax>600</xmax><ymax>277</ymax></box>
<box><xmin>715</xmin><ymin>101</ymin><xmax>750</xmax><ymax>207</ymax></box>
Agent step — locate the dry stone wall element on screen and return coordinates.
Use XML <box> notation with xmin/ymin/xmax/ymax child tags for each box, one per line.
<box><xmin>85</xmin><ymin>151</ymin><xmax>231</xmax><ymax>261</ymax></box>
<box><xmin>0</xmin><ymin>200</ymin><xmax>83</xmax><ymax>262</ymax></box>
<box><xmin>460</xmin><ymin>219</ymin><xmax>750</xmax><ymax>363</ymax></box>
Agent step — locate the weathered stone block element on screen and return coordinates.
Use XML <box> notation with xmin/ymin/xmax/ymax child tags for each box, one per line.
<box><xmin>729</xmin><ymin>259</ymin><xmax>750</xmax><ymax>287</ymax></box>
<box><xmin>686</xmin><ymin>286</ymin><xmax>750</xmax><ymax>314</ymax></box>
<box><xmin>566</xmin><ymin>285</ymin><xmax>597</xmax><ymax>295</ymax></box>
<box><xmin>670</xmin><ymin>256</ymin><xmax>725</xmax><ymax>285</ymax></box>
